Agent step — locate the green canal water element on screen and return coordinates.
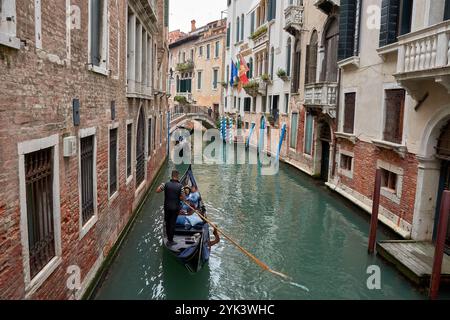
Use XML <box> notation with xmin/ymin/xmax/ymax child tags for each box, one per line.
<box><xmin>95</xmin><ymin>144</ymin><xmax>442</xmax><ymax>300</ymax></box>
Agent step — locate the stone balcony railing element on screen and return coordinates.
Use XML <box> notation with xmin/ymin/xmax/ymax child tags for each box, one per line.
<box><xmin>304</xmin><ymin>82</ymin><xmax>338</xmax><ymax>118</ymax></box>
<box><xmin>284</xmin><ymin>4</ymin><xmax>304</xmax><ymax>36</ymax></box>
<box><xmin>395</xmin><ymin>20</ymin><xmax>450</xmax><ymax>98</ymax></box>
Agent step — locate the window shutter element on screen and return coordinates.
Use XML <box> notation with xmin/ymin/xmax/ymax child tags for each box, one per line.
<box><xmin>384</xmin><ymin>89</ymin><xmax>405</xmax><ymax>144</ymax></box>
<box><xmin>338</xmin><ymin>0</ymin><xmax>357</xmax><ymax>61</ymax></box>
<box><xmin>164</xmin><ymin>0</ymin><xmax>169</xmax><ymax>27</ymax></box>
<box><xmin>379</xmin><ymin>0</ymin><xmax>400</xmax><ymax>47</ymax></box>
<box><xmin>305</xmin><ymin>44</ymin><xmax>310</xmax><ymax>84</ymax></box>
<box><xmin>343</xmin><ymin>93</ymin><xmax>356</xmax><ymax>134</ymax></box>
<box><xmin>399</xmin><ymin>0</ymin><xmax>413</xmax><ymax>36</ymax></box>
<box><xmin>444</xmin><ymin>0</ymin><xmax>450</xmax><ymax>20</ymax></box>
<box><xmin>286</xmin><ymin>39</ymin><xmax>292</xmax><ymax>77</ymax></box>
<box><xmin>241</xmin><ymin>14</ymin><xmax>244</xmax><ymax>41</ymax></box>
<box><xmin>226</xmin><ymin>24</ymin><xmax>230</xmax><ymax>47</ymax></box>
<box><xmin>251</xmin><ymin>12</ymin><xmax>255</xmax><ymax>35</ymax></box>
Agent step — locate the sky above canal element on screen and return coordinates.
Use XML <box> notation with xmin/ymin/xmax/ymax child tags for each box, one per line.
<box><xmin>169</xmin><ymin>0</ymin><xmax>227</xmax><ymax>32</ymax></box>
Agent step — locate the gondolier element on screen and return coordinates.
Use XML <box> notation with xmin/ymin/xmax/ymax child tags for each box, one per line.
<box><xmin>156</xmin><ymin>170</ymin><xmax>185</xmax><ymax>246</ymax></box>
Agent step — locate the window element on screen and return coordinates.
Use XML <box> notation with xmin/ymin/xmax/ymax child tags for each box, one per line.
<box><xmin>241</xmin><ymin>14</ymin><xmax>244</xmax><ymax>41</ymax></box>
<box><xmin>0</xmin><ymin>0</ymin><xmax>19</xmax><ymax>48</ymax></box>
<box><xmin>147</xmin><ymin>118</ymin><xmax>152</xmax><ymax>156</ymax></box>
<box><xmin>292</xmin><ymin>40</ymin><xmax>301</xmax><ymax>92</ymax></box>
<box><xmin>206</xmin><ymin>44</ymin><xmax>211</xmax><ymax>59</ymax></box>
<box><xmin>89</xmin><ymin>0</ymin><xmax>108</xmax><ymax>70</ymax></box>
<box><xmin>445</xmin><ymin>0</ymin><xmax>450</xmax><ymax>20</ymax></box>
<box><xmin>197</xmin><ymin>71</ymin><xmax>202</xmax><ymax>90</ymax></box>
<box><xmin>234</xmin><ymin>97</ymin><xmax>237</xmax><ymax>109</ymax></box>
<box><xmin>379</xmin><ymin>0</ymin><xmax>413</xmax><ymax>47</ymax></box>
<box><xmin>250</xmin><ymin>11</ymin><xmax>255</xmax><ymax>35</ymax></box>
<box><xmin>238</xmin><ymin>98</ymin><xmax>241</xmax><ymax>111</ymax></box>
<box><xmin>268</xmin><ymin>0</ymin><xmax>277</xmax><ymax>21</ymax></box>
<box><xmin>244</xmin><ymin>97</ymin><xmax>252</xmax><ymax>112</ymax></box>
<box><xmin>304</xmin><ymin>112</ymin><xmax>314</xmax><ymax>155</ymax></box>
<box><xmin>343</xmin><ymin>92</ymin><xmax>356</xmax><ymax>134</ymax></box>
<box><xmin>199</xmin><ymin>46</ymin><xmax>203</xmax><ymax>56</ymax></box>
<box><xmin>24</xmin><ymin>148</ymin><xmax>56</xmax><ymax>278</ymax></box>
<box><xmin>213</xmin><ymin>69</ymin><xmax>218</xmax><ymax>89</ymax></box>
<box><xmin>321</xmin><ymin>18</ymin><xmax>339</xmax><ymax>82</ymax></box>
<box><xmin>340</xmin><ymin>154</ymin><xmax>353</xmax><ymax>171</ymax></box>
<box><xmin>245</xmin><ymin>122</ymin><xmax>249</xmax><ymax>130</ymax></box>
<box><xmin>109</xmin><ymin>128</ymin><xmax>118</xmax><ymax>197</ymax></box>
<box><xmin>127</xmin><ymin>123</ymin><xmax>132</xmax><ymax>178</ymax></box>
<box><xmin>384</xmin><ymin>89</ymin><xmax>405</xmax><ymax>144</ymax></box>
<box><xmin>190</xmin><ymin>48</ymin><xmax>194</xmax><ymax>61</ymax></box>
<box><xmin>262</xmin><ymin>96</ymin><xmax>267</xmax><ymax>113</ymax></box>
<box><xmin>381</xmin><ymin>169</ymin><xmax>397</xmax><ymax>192</ymax></box>
<box><xmin>136</xmin><ymin>109</ymin><xmax>146</xmax><ymax>188</ymax></box>
<box><xmin>177</xmin><ymin>73</ymin><xmax>192</xmax><ymax>93</ymax></box>
<box><xmin>305</xmin><ymin>31</ymin><xmax>318</xmax><ymax>84</ymax></box>
<box><xmin>252</xmin><ymin>97</ymin><xmax>257</xmax><ymax>112</ymax></box>
<box><xmin>284</xmin><ymin>94</ymin><xmax>289</xmax><ymax>114</ymax></box>
<box><xmin>236</xmin><ymin>16</ymin><xmax>240</xmax><ymax>43</ymax></box>
<box><xmin>226</xmin><ymin>65</ymin><xmax>230</xmax><ymax>84</ymax></box>
<box><xmin>160</xmin><ymin>114</ymin><xmax>163</xmax><ymax>145</ymax></box>
<box><xmin>248</xmin><ymin>57</ymin><xmax>253</xmax><ymax>79</ymax></box>
<box><xmin>80</xmin><ymin>135</ymin><xmax>95</xmax><ymax>224</ymax></box>
<box><xmin>226</xmin><ymin>23</ymin><xmax>231</xmax><ymax>48</ymax></box>
<box><xmin>290</xmin><ymin>113</ymin><xmax>299</xmax><ymax>149</ymax></box>
<box><xmin>338</xmin><ymin>0</ymin><xmax>360</xmax><ymax>60</ymax></box>
<box><xmin>215</xmin><ymin>41</ymin><xmax>220</xmax><ymax>58</ymax></box>
<box><xmin>270</xmin><ymin>47</ymin><xmax>275</xmax><ymax>80</ymax></box>
<box><xmin>286</xmin><ymin>38</ymin><xmax>292</xmax><ymax>77</ymax></box>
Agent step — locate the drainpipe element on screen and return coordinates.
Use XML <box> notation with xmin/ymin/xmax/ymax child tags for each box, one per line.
<box><xmin>331</xmin><ymin>67</ymin><xmax>342</xmax><ymax>178</ymax></box>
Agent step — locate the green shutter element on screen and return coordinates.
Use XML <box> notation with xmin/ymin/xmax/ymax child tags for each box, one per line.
<box><xmin>305</xmin><ymin>113</ymin><xmax>313</xmax><ymax>155</ymax></box>
<box><xmin>338</xmin><ymin>0</ymin><xmax>357</xmax><ymax>61</ymax></box>
<box><xmin>164</xmin><ymin>0</ymin><xmax>169</xmax><ymax>27</ymax></box>
<box><xmin>379</xmin><ymin>0</ymin><xmax>400</xmax><ymax>47</ymax></box>
<box><xmin>251</xmin><ymin>12</ymin><xmax>255</xmax><ymax>35</ymax></box>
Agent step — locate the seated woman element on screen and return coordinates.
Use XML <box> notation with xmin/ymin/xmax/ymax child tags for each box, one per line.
<box><xmin>179</xmin><ymin>186</ymin><xmax>192</xmax><ymax>214</ymax></box>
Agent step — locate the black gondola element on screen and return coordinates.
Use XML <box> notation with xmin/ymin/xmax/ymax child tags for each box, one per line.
<box><xmin>163</xmin><ymin>165</ymin><xmax>211</xmax><ymax>273</ymax></box>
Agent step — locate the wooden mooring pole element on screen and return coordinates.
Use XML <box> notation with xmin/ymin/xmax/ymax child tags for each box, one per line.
<box><xmin>429</xmin><ymin>190</ymin><xmax>450</xmax><ymax>300</ymax></box>
<box><xmin>368</xmin><ymin>169</ymin><xmax>382</xmax><ymax>254</ymax></box>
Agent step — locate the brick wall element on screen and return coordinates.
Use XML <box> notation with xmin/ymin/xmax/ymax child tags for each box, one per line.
<box><xmin>0</xmin><ymin>0</ymin><xmax>168</xmax><ymax>299</ymax></box>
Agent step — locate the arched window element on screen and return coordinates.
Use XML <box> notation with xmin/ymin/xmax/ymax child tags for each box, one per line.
<box><xmin>286</xmin><ymin>37</ymin><xmax>292</xmax><ymax>77</ymax></box>
<box><xmin>321</xmin><ymin>18</ymin><xmax>339</xmax><ymax>82</ymax></box>
<box><xmin>305</xmin><ymin>30</ymin><xmax>318</xmax><ymax>84</ymax></box>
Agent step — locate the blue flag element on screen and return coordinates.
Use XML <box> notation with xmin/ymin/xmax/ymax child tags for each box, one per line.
<box><xmin>230</xmin><ymin>60</ymin><xmax>238</xmax><ymax>86</ymax></box>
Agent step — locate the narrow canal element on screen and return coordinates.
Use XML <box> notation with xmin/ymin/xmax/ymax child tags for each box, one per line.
<box><xmin>95</xmin><ymin>144</ymin><xmax>430</xmax><ymax>300</ymax></box>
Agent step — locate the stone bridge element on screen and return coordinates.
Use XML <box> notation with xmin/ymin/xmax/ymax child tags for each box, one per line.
<box><xmin>169</xmin><ymin>105</ymin><xmax>217</xmax><ymax>134</ymax></box>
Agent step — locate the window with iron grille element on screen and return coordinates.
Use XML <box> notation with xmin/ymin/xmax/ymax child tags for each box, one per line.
<box><xmin>384</xmin><ymin>89</ymin><xmax>405</xmax><ymax>144</ymax></box>
<box><xmin>81</xmin><ymin>135</ymin><xmax>95</xmax><ymax>225</ymax></box>
<box><xmin>136</xmin><ymin>110</ymin><xmax>146</xmax><ymax>187</ymax></box>
<box><xmin>25</xmin><ymin>147</ymin><xmax>56</xmax><ymax>279</ymax></box>
<box><xmin>148</xmin><ymin>118</ymin><xmax>152</xmax><ymax>156</ymax></box>
<box><xmin>343</xmin><ymin>92</ymin><xmax>356</xmax><ymax>134</ymax></box>
<box><xmin>127</xmin><ymin>123</ymin><xmax>132</xmax><ymax>178</ymax></box>
<box><xmin>109</xmin><ymin>128</ymin><xmax>118</xmax><ymax>197</ymax></box>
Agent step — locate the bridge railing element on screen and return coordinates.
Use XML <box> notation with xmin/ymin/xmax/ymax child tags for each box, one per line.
<box><xmin>169</xmin><ymin>105</ymin><xmax>217</xmax><ymax>124</ymax></box>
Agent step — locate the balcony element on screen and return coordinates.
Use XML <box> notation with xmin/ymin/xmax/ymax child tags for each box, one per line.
<box><xmin>394</xmin><ymin>20</ymin><xmax>450</xmax><ymax>99</ymax></box>
<box><xmin>250</xmin><ymin>25</ymin><xmax>269</xmax><ymax>49</ymax></box>
<box><xmin>174</xmin><ymin>92</ymin><xmax>194</xmax><ymax>104</ymax></box>
<box><xmin>304</xmin><ymin>82</ymin><xmax>338</xmax><ymax>118</ymax></box>
<box><xmin>242</xmin><ymin>78</ymin><xmax>267</xmax><ymax>97</ymax></box>
<box><xmin>284</xmin><ymin>4</ymin><xmax>304</xmax><ymax>36</ymax></box>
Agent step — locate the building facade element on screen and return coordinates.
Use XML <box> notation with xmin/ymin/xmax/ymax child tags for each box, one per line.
<box><xmin>168</xmin><ymin>19</ymin><xmax>226</xmax><ymax>117</ymax></box>
<box><xmin>224</xmin><ymin>0</ymin><xmax>294</xmax><ymax>154</ymax></box>
<box><xmin>0</xmin><ymin>0</ymin><xmax>169</xmax><ymax>299</ymax></box>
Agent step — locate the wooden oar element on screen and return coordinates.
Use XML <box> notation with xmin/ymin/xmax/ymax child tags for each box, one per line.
<box><xmin>182</xmin><ymin>201</ymin><xmax>291</xmax><ymax>280</ymax></box>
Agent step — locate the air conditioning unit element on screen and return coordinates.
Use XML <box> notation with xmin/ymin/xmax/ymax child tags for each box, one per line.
<box><xmin>63</xmin><ymin>136</ymin><xmax>77</xmax><ymax>157</ymax></box>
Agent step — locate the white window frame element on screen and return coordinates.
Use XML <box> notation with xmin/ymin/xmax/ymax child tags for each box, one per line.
<box><xmin>108</xmin><ymin>122</ymin><xmax>120</xmax><ymax>202</ymax></box>
<box><xmin>338</xmin><ymin>149</ymin><xmax>354</xmax><ymax>179</ymax></box>
<box><xmin>88</xmin><ymin>0</ymin><xmax>109</xmax><ymax>76</ymax></box>
<box><xmin>0</xmin><ymin>0</ymin><xmax>20</xmax><ymax>49</ymax></box>
<box><xmin>126</xmin><ymin>120</ymin><xmax>134</xmax><ymax>185</ymax></box>
<box><xmin>377</xmin><ymin>160</ymin><xmax>404</xmax><ymax>204</ymax></box>
<box><xmin>18</xmin><ymin>134</ymin><xmax>62</xmax><ymax>297</ymax></box>
<box><xmin>78</xmin><ymin>127</ymin><xmax>98</xmax><ymax>239</ymax></box>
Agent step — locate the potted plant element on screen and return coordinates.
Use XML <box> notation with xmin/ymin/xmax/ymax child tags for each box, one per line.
<box><xmin>277</xmin><ymin>69</ymin><xmax>290</xmax><ymax>81</ymax></box>
<box><xmin>174</xmin><ymin>95</ymin><xmax>188</xmax><ymax>105</ymax></box>
<box><xmin>243</xmin><ymin>80</ymin><xmax>259</xmax><ymax>97</ymax></box>
<box><xmin>261</xmin><ymin>73</ymin><xmax>272</xmax><ymax>84</ymax></box>
<box><xmin>249</xmin><ymin>25</ymin><xmax>268</xmax><ymax>40</ymax></box>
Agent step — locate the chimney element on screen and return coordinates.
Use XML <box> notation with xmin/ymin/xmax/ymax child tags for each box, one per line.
<box><xmin>191</xmin><ymin>20</ymin><xmax>196</xmax><ymax>32</ymax></box>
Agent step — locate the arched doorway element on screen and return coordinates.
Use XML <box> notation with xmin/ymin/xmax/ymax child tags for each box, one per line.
<box><xmin>136</xmin><ymin>107</ymin><xmax>146</xmax><ymax>188</ymax></box>
<box><xmin>319</xmin><ymin>121</ymin><xmax>332</xmax><ymax>181</ymax></box>
<box><xmin>435</xmin><ymin>121</ymin><xmax>450</xmax><ymax>251</ymax></box>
